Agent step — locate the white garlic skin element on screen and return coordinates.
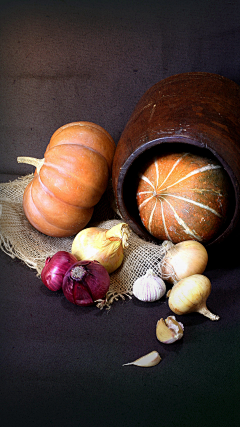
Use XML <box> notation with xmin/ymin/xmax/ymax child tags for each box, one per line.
<box><xmin>133</xmin><ymin>269</ymin><xmax>166</xmax><ymax>302</ymax></box>
<box><xmin>156</xmin><ymin>315</ymin><xmax>184</xmax><ymax>344</ymax></box>
<box><xmin>165</xmin><ymin>316</ymin><xmax>184</xmax><ymax>343</ymax></box>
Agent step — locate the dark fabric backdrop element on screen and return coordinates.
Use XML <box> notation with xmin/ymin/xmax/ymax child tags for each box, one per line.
<box><xmin>0</xmin><ymin>1</ymin><xmax>240</xmax><ymax>426</ymax></box>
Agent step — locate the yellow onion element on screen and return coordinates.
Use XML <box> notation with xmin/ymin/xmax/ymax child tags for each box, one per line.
<box><xmin>159</xmin><ymin>240</ymin><xmax>208</xmax><ymax>284</ymax></box>
<box><xmin>71</xmin><ymin>222</ymin><xmax>130</xmax><ymax>273</ymax></box>
<box><xmin>168</xmin><ymin>274</ymin><xmax>220</xmax><ymax>321</ymax></box>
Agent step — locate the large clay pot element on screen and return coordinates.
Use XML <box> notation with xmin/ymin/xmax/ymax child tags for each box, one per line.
<box><xmin>112</xmin><ymin>72</ymin><xmax>240</xmax><ymax>246</ymax></box>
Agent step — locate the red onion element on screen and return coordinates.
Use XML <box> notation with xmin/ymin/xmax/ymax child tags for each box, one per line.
<box><xmin>41</xmin><ymin>251</ymin><xmax>78</xmax><ymax>291</ymax></box>
<box><xmin>62</xmin><ymin>260</ymin><xmax>110</xmax><ymax>306</ymax></box>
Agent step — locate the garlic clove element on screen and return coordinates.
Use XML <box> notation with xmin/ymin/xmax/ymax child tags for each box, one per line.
<box><xmin>156</xmin><ymin>316</ymin><xmax>184</xmax><ymax>344</ymax></box>
<box><xmin>122</xmin><ymin>351</ymin><xmax>161</xmax><ymax>367</ymax></box>
<box><xmin>132</xmin><ymin>269</ymin><xmax>166</xmax><ymax>302</ymax></box>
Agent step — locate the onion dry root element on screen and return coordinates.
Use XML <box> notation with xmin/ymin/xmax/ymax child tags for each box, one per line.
<box><xmin>62</xmin><ymin>260</ymin><xmax>110</xmax><ymax>306</ymax></box>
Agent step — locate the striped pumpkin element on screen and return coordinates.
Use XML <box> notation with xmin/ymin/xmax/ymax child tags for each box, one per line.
<box><xmin>136</xmin><ymin>152</ymin><xmax>232</xmax><ymax>244</ymax></box>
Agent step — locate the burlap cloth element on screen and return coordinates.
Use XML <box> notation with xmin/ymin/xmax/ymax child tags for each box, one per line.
<box><xmin>0</xmin><ymin>175</ymin><xmax>170</xmax><ymax>308</ymax></box>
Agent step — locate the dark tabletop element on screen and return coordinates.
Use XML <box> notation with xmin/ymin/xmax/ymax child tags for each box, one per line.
<box><xmin>1</xmin><ymin>174</ymin><xmax>240</xmax><ymax>427</ymax></box>
<box><xmin>1</xmin><ymin>1</ymin><xmax>240</xmax><ymax>426</ymax></box>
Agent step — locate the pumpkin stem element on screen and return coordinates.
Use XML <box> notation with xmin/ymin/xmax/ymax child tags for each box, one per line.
<box><xmin>17</xmin><ymin>157</ymin><xmax>45</xmax><ymax>174</ymax></box>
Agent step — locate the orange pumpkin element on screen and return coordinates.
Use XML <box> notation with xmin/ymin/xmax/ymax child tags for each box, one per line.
<box><xmin>136</xmin><ymin>152</ymin><xmax>232</xmax><ymax>244</ymax></box>
<box><xmin>17</xmin><ymin>122</ymin><xmax>115</xmax><ymax>237</ymax></box>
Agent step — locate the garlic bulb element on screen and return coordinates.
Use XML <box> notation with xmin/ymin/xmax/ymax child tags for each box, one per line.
<box><xmin>123</xmin><ymin>351</ymin><xmax>161</xmax><ymax>367</ymax></box>
<box><xmin>168</xmin><ymin>274</ymin><xmax>220</xmax><ymax>321</ymax></box>
<box><xmin>132</xmin><ymin>269</ymin><xmax>166</xmax><ymax>302</ymax></box>
<box><xmin>71</xmin><ymin>222</ymin><xmax>130</xmax><ymax>274</ymax></box>
<box><xmin>159</xmin><ymin>240</ymin><xmax>208</xmax><ymax>284</ymax></box>
<box><xmin>156</xmin><ymin>316</ymin><xmax>184</xmax><ymax>343</ymax></box>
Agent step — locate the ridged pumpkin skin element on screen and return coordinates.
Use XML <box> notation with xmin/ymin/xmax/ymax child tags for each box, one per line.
<box><xmin>20</xmin><ymin>122</ymin><xmax>115</xmax><ymax>237</ymax></box>
<box><xmin>136</xmin><ymin>152</ymin><xmax>232</xmax><ymax>244</ymax></box>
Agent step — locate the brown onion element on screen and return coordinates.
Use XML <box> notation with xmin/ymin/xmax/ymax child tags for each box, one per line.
<box><xmin>41</xmin><ymin>251</ymin><xmax>77</xmax><ymax>291</ymax></box>
<box><xmin>62</xmin><ymin>260</ymin><xmax>110</xmax><ymax>306</ymax></box>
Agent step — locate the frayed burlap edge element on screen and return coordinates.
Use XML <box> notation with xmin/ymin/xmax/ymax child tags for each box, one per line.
<box><xmin>0</xmin><ymin>175</ymin><xmax>170</xmax><ymax>308</ymax></box>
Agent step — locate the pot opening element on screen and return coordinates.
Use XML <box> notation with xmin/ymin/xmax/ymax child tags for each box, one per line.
<box><xmin>120</xmin><ymin>139</ymin><xmax>236</xmax><ymax>246</ymax></box>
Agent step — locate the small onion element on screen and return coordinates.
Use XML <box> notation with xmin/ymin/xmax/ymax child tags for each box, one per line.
<box><xmin>159</xmin><ymin>240</ymin><xmax>208</xmax><ymax>284</ymax></box>
<box><xmin>62</xmin><ymin>260</ymin><xmax>110</xmax><ymax>306</ymax></box>
<box><xmin>168</xmin><ymin>274</ymin><xmax>220</xmax><ymax>321</ymax></box>
<box><xmin>41</xmin><ymin>251</ymin><xmax>78</xmax><ymax>291</ymax></box>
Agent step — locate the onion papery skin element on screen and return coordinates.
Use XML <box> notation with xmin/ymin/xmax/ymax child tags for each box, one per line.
<box><xmin>41</xmin><ymin>251</ymin><xmax>78</xmax><ymax>291</ymax></box>
<box><xmin>159</xmin><ymin>240</ymin><xmax>208</xmax><ymax>284</ymax></box>
<box><xmin>62</xmin><ymin>260</ymin><xmax>110</xmax><ymax>306</ymax></box>
<box><xmin>136</xmin><ymin>152</ymin><xmax>232</xmax><ymax>244</ymax></box>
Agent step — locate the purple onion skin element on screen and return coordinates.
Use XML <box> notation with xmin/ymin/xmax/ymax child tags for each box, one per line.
<box><xmin>62</xmin><ymin>260</ymin><xmax>110</xmax><ymax>306</ymax></box>
<box><xmin>41</xmin><ymin>251</ymin><xmax>78</xmax><ymax>291</ymax></box>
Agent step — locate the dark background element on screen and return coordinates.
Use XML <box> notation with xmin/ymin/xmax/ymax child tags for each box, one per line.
<box><xmin>0</xmin><ymin>1</ymin><xmax>240</xmax><ymax>426</ymax></box>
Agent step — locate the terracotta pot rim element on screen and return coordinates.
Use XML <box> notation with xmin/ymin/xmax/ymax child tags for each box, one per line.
<box><xmin>116</xmin><ymin>135</ymin><xmax>238</xmax><ymax>247</ymax></box>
